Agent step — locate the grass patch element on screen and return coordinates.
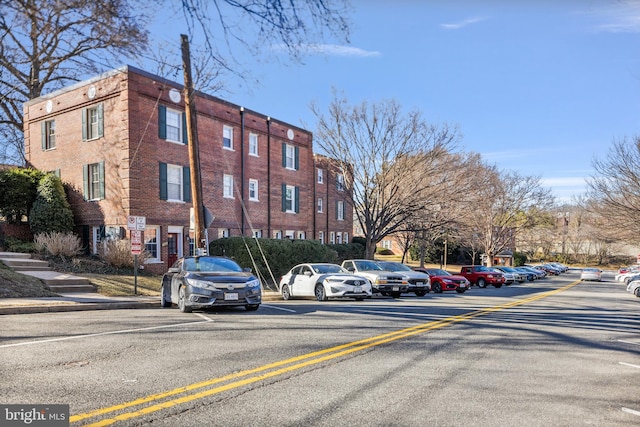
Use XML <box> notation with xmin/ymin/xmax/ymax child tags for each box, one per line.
<box><xmin>0</xmin><ymin>264</ymin><xmax>59</xmax><ymax>298</ymax></box>
<box><xmin>83</xmin><ymin>273</ymin><xmax>161</xmax><ymax>297</ymax></box>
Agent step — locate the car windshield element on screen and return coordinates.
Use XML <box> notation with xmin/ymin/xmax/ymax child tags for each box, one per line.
<box><xmin>183</xmin><ymin>257</ymin><xmax>243</xmax><ymax>273</ymax></box>
<box><xmin>354</xmin><ymin>260</ymin><xmax>384</xmax><ymax>271</ymax></box>
<box><xmin>427</xmin><ymin>269</ymin><xmax>450</xmax><ymax>276</ymax></box>
<box><xmin>311</xmin><ymin>264</ymin><xmax>343</xmax><ymax>274</ymax></box>
<box><xmin>378</xmin><ymin>262</ymin><xmax>412</xmax><ymax>272</ymax></box>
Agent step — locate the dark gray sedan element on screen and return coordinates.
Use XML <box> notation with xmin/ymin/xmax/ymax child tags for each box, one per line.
<box><xmin>160</xmin><ymin>256</ymin><xmax>262</xmax><ymax>312</ymax></box>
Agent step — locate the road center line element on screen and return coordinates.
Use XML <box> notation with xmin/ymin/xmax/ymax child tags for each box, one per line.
<box><xmin>71</xmin><ymin>281</ymin><xmax>580</xmax><ymax>426</ymax></box>
<box><xmin>0</xmin><ymin>320</ymin><xmax>214</xmax><ymax>349</ymax></box>
<box><xmin>619</xmin><ymin>361</ymin><xmax>640</xmax><ymax>369</ymax></box>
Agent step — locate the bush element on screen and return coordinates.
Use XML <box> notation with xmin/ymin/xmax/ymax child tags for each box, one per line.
<box><xmin>209</xmin><ymin>237</ymin><xmax>343</xmax><ymax>287</ymax></box>
<box><xmin>0</xmin><ymin>237</ymin><xmax>36</xmax><ymax>253</ymax></box>
<box><xmin>29</xmin><ymin>174</ymin><xmax>74</xmax><ymax>235</ymax></box>
<box><xmin>34</xmin><ymin>232</ymin><xmax>83</xmax><ymax>259</ymax></box>
<box><xmin>98</xmin><ymin>239</ymin><xmax>149</xmax><ymax>268</ymax></box>
<box><xmin>328</xmin><ymin>242</ymin><xmax>365</xmax><ymax>262</ymax></box>
<box><xmin>376</xmin><ymin>247</ymin><xmax>395</xmax><ymax>256</ymax></box>
<box><xmin>513</xmin><ymin>251</ymin><xmax>528</xmax><ymax>266</ymax></box>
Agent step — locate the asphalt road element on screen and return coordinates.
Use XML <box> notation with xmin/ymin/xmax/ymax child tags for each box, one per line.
<box><xmin>1</xmin><ymin>270</ymin><xmax>639</xmax><ymax>427</ymax></box>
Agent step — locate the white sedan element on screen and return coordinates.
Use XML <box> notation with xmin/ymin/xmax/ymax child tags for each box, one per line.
<box><xmin>626</xmin><ymin>280</ymin><xmax>640</xmax><ymax>297</ymax></box>
<box><xmin>279</xmin><ymin>263</ymin><xmax>372</xmax><ymax>301</ymax></box>
<box><xmin>580</xmin><ymin>268</ymin><xmax>602</xmax><ymax>282</ymax></box>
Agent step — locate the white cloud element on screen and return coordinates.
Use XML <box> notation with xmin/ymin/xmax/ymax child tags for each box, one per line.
<box><xmin>581</xmin><ymin>1</ymin><xmax>640</xmax><ymax>33</ymax></box>
<box><xmin>440</xmin><ymin>16</ymin><xmax>486</xmax><ymax>30</ymax></box>
<box><xmin>271</xmin><ymin>43</ymin><xmax>381</xmax><ymax>57</ymax></box>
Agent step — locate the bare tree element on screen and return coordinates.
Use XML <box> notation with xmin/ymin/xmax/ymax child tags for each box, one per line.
<box><xmin>0</xmin><ymin>0</ymin><xmax>351</xmax><ymax>164</ymax></box>
<box><xmin>461</xmin><ymin>168</ymin><xmax>555</xmax><ymax>266</ymax></box>
<box><xmin>0</xmin><ymin>0</ymin><xmax>150</xmax><ymax>164</ymax></box>
<box><xmin>586</xmin><ymin>136</ymin><xmax>640</xmax><ymax>242</ymax></box>
<box><xmin>311</xmin><ymin>93</ymin><xmax>460</xmax><ymax>259</ymax></box>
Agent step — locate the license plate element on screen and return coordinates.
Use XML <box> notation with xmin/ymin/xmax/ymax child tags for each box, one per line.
<box><xmin>224</xmin><ymin>293</ymin><xmax>239</xmax><ymax>301</ymax></box>
<box><xmin>393</xmin><ymin>286</ymin><xmax>399</xmax><ymax>291</ymax></box>
<box><xmin>416</xmin><ymin>282</ymin><xmax>423</xmax><ymax>286</ymax></box>
<box><xmin>354</xmin><ymin>286</ymin><xmax>361</xmax><ymax>292</ymax></box>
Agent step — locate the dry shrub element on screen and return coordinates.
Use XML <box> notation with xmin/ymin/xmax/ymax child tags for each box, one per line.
<box><xmin>34</xmin><ymin>232</ymin><xmax>83</xmax><ymax>259</ymax></box>
<box><xmin>98</xmin><ymin>239</ymin><xmax>149</xmax><ymax>268</ymax></box>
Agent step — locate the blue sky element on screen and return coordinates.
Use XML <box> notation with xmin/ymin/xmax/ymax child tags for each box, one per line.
<box><xmin>150</xmin><ymin>0</ymin><xmax>640</xmax><ymax>203</ymax></box>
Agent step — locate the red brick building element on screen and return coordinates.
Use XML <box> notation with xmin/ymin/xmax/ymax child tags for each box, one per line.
<box><xmin>23</xmin><ymin>66</ymin><xmax>353</xmax><ymax>273</ymax></box>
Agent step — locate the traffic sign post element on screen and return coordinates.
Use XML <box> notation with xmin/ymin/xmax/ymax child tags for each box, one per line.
<box><xmin>127</xmin><ymin>217</ymin><xmax>146</xmax><ymax>295</ymax></box>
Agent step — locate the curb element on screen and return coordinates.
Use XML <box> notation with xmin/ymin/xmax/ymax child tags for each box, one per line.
<box><xmin>0</xmin><ymin>292</ymin><xmax>282</xmax><ymax>315</ymax></box>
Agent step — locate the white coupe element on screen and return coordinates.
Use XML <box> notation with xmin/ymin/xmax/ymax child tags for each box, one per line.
<box><xmin>279</xmin><ymin>263</ymin><xmax>372</xmax><ymax>301</ymax></box>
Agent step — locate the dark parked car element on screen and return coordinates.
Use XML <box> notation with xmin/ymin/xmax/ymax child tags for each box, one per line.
<box><xmin>161</xmin><ymin>256</ymin><xmax>262</xmax><ymax>312</ymax></box>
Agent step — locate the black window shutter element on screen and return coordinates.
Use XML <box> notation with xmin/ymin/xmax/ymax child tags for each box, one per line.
<box><xmin>159</xmin><ymin>162</ymin><xmax>168</xmax><ymax>200</ymax></box>
<box><xmin>295</xmin><ymin>186</ymin><xmax>300</xmax><ymax>213</ymax></box>
<box><xmin>294</xmin><ymin>146</ymin><xmax>299</xmax><ymax>170</ymax></box>
<box><xmin>183</xmin><ymin>167</ymin><xmax>191</xmax><ymax>202</ymax></box>
<box><xmin>81</xmin><ymin>108</ymin><xmax>87</xmax><ymax>141</ymax></box>
<box><xmin>182</xmin><ymin>112</ymin><xmax>188</xmax><ymax>144</ymax></box>
<box><xmin>98</xmin><ymin>161</ymin><xmax>105</xmax><ymax>199</ymax></box>
<box><xmin>41</xmin><ymin>122</ymin><xmax>46</xmax><ymax>150</ymax></box>
<box><xmin>281</xmin><ymin>142</ymin><xmax>286</xmax><ymax>167</ymax></box>
<box><xmin>281</xmin><ymin>184</ymin><xmax>286</xmax><ymax>211</ymax></box>
<box><xmin>158</xmin><ymin>105</ymin><xmax>167</xmax><ymax>140</ymax></box>
<box><xmin>97</xmin><ymin>103</ymin><xmax>104</xmax><ymax>138</ymax></box>
<box><xmin>82</xmin><ymin>164</ymin><xmax>89</xmax><ymax>199</ymax></box>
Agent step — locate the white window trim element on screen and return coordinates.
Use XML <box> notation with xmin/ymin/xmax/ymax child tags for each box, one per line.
<box><xmin>223</xmin><ymin>174</ymin><xmax>234</xmax><ymax>199</ymax></box>
<box><xmin>317</xmin><ymin>168</ymin><xmax>324</xmax><ymax>183</ymax></box>
<box><xmin>166</xmin><ymin>164</ymin><xmax>184</xmax><ymax>202</ymax></box>
<box><xmin>144</xmin><ymin>225</ymin><xmax>162</xmax><ymax>263</ymax></box>
<box><xmin>337</xmin><ymin>200</ymin><xmax>345</xmax><ymax>221</ymax></box>
<box><xmin>285</xmin><ymin>144</ymin><xmax>296</xmax><ymax>170</ymax></box>
<box><xmin>249</xmin><ymin>179</ymin><xmax>259</xmax><ymax>201</ymax></box>
<box><xmin>223</xmin><ymin>125</ymin><xmax>234</xmax><ymax>150</ymax></box>
<box><xmin>319</xmin><ymin>231</ymin><xmax>325</xmax><ymax>244</ymax></box>
<box><xmin>165</xmin><ymin>108</ymin><xmax>183</xmax><ymax>144</ymax></box>
<box><xmin>249</xmin><ymin>133</ymin><xmax>259</xmax><ymax>156</ymax></box>
<box><xmin>285</xmin><ymin>185</ymin><xmax>296</xmax><ymax>213</ymax></box>
<box><xmin>317</xmin><ymin>198</ymin><xmax>323</xmax><ymax>213</ymax></box>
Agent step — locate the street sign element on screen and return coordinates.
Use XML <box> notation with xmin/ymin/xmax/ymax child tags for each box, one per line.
<box><xmin>127</xmin><ymin>215</ymin><xmax>146</xmax><ymax>231</ymax></box>
<box><xmin>131</xmin><ymin>230</ymin><xmax>142</xmax><ymax>255</ymax></box>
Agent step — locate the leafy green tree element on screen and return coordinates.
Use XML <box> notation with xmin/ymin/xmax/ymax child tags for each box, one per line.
<box><xmin>29</xmin><ymin>174</ymin><xmax>74</xmax><ymax>234</ymax></box>
<box><xmin>0</xmin><ymin>168</ymin><xmax>45</xmax><ymax>223</ymax></box>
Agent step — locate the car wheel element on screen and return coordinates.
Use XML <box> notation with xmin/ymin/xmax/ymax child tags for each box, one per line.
<box><xmin>160</xmin><ymin>282</ymin><xmax>171</xmax><ymax>308</ymax></box>
<box><xmin>477</xmin><ymin>278</ymin><xmax>486</xmax><ymax>288</ymax></box>
<box><xmin>456</xmin><ymin>288</ymin><xmax>466</xmax><ymax>293</ymax></box>
<box><xmin>315</xmin><ymin>284</ymin><xmax>328</xmax><ymax>301</ymax></box>
<box><xmin>432</xmin><ymin>282</ymin><xmax>443</xmax><ymax>293</ymax></box>
<box><xmin>245</xmin><ymin>304</ymin><xmax>260</xmax><ymax>311</ymax></box>
<box><xmin>494</xmin><ymin>283</ymin><xmax>502</xmax><ymax>288</ymax></box>
<box><xmin>635</xmin><ymin>287</ymin><xmax>640</xmax><ymax>297</ymax></box>
<box><xmin>415</xmin><ymin>290</ymin><xmax>427</xmax><ymax>297</ymax></box>
<box><xmin>390</xmin><ymin>292</ymin><xmax>401</xmax><ymax>298</ymax></box>
<box><xmin>281</xmin><ymin>284</ymin><xmax>291</xmax><ymax>300</ymax></box>
<box><xmin>178</xmin><ymin>287</ymin><xmax>192</xmax><ymax>313</ymax></box>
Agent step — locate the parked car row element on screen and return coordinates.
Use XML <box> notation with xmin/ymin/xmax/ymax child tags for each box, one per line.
<box><xmin>158</xmin><ymin>256</ymin><xmax>569</xmax><ymax>312</ymax></box>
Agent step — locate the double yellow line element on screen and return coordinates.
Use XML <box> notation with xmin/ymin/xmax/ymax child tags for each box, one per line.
<box><xmin>72</xmin><ymin>281</ymin><xmax>580</xmax><ymax>426</ymax></box>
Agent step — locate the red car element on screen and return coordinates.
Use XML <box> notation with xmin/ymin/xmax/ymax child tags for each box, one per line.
<box><xmin>413</xmin><ymin>267</ymin><xmax>470</xmax><ymax>293</ymax></box>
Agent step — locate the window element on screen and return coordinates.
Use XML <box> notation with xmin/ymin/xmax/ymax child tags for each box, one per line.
<box><xmin>219</xmin><ymin>229</ymin><xmax>230</xmax><ymax>238</ymax></box>
<box><xmin>285</xmin><ymin>230</ymin><xmax>295</xmax><ymax>239</ymax></box>
<box><xmin>83</xmin><ymin>161</ymin><xmax>105</xmax><ymax>200</ymax></box>
<box><xmin>282</xmin><ymin>184</ymin><xmax>299</xmax><ymax>213</ymax></box>
<box><xmin>223</xmin><ymin>126</ymin><xmax>234</xmax><ymax>149</ymax></box>
<box><xmin>158</xmin><ymin>106</ymin><xmax>186</xmax><ymax>144</ymax></box>
<box><xmin>248</xmin><ymin>179</ymin><xmax>258</xmax><ymax>201</ymax></box>
<box><xmin>317</xmin><ymin>168</ymin><xmax>324</xmax><ymax>183</ymax></box>
<box><xmin>298</xmin><ymin>231</ymin><xmax>306</xmax><ymax>239</ymax></box>
<box><xmin>317</xmin><ymin>197</ymin><xmax>323</xmax><ymax>213</ymax></box>
<box><xmin>274</xmin><ymin>230</ymin><xmax>283</xmax><ymax>239</ymax></box>
<box><xmin>282</xmin><ymin>143</ymin><xmax>299</xmax><ymax>170</ymax></box>
<box><xmin>166</xmin><ymin>164</ymin><xmax>183</xmax><ymax>201</ymax></box>
<box><xmin>319</xmin><ymin>231</ymin><xmax>325</xmax><ymax>244</ymax></box>
<box><xmin>253</xmin><ymin>230</ymin><xmax>262</xmax><ymax>238</ymax></box>
<box><xmin>330</xmin><ymin>231</ymin><xmax>336</xmax><ymax>244</ymax></box>
<box><xmin>249</xmin><ymin>133</ymin><xmax>258</xmax><ymax>156</ymax></box>
<box><xmin>223</xmin><ymin>174</ymin><xmax>234</xmax><ymax>198</ymax></box>
<box><xmin>159</xmin><ymin>163</ymin><xmax>191</xmax><ymax>202</ymax></box>
<box><xmin>144</xmin><ymin>226</ymin><xmax>160</xmax><ymax>262</ymax></box>
<box><xmin>343</xmin><ymin>232</ymin><xmax>349</xmax><ymax>244</ymax></box>
<box><xmin>336</xmin><ymin>174</ymin><xmax>345</xmax><ymax>191</ymax></box>
<box><xmin>336</xmin><ymin>233</ymin><xmax>342</xmax><ymax>244</ymax></box>
<box><xmin>41</xmin><ymin>120</ymin><xmax>55</xmax><ymax>150</ymax></box>
<box><xmin>337</xmin><ymin>201</ymin><xmax>345</xmax><ymax>221</ymax></box>
<box><xmin>82</xmin><ymin>104</ymin><xmax>104</xmax><ymax>141</ymax></box>
<box><xmin>381</xmin><ymin>240</ymin><xmax>392</xmax><ymax>250</ymax></box>
<box><xmin>165</xmin><ymin>109</ymin><xmax>183</xmax><ymax>143</ymax></box>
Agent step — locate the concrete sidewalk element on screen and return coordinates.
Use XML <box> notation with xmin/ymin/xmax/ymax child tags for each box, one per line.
<box><xmin>0</xmin><ymin>290</ymin><xmax>282</xmax><ymax>315</ymax></box>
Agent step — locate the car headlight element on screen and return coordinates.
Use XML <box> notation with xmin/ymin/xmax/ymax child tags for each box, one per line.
<box><xmin>246</xmin><ymin>279</ymin><xmax>261</xmax><ymax>289</ymax></box>
<box><xmin>186</xmin><ymin>278</ymin><xmax>215</xmax><ymax>290</ymax></box>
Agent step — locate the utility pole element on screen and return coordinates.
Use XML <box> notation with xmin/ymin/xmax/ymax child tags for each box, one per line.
<box><xmin>181</xmin><ymin>34</ymin><xmax>206</xmax><ymax>254</ymax></box>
